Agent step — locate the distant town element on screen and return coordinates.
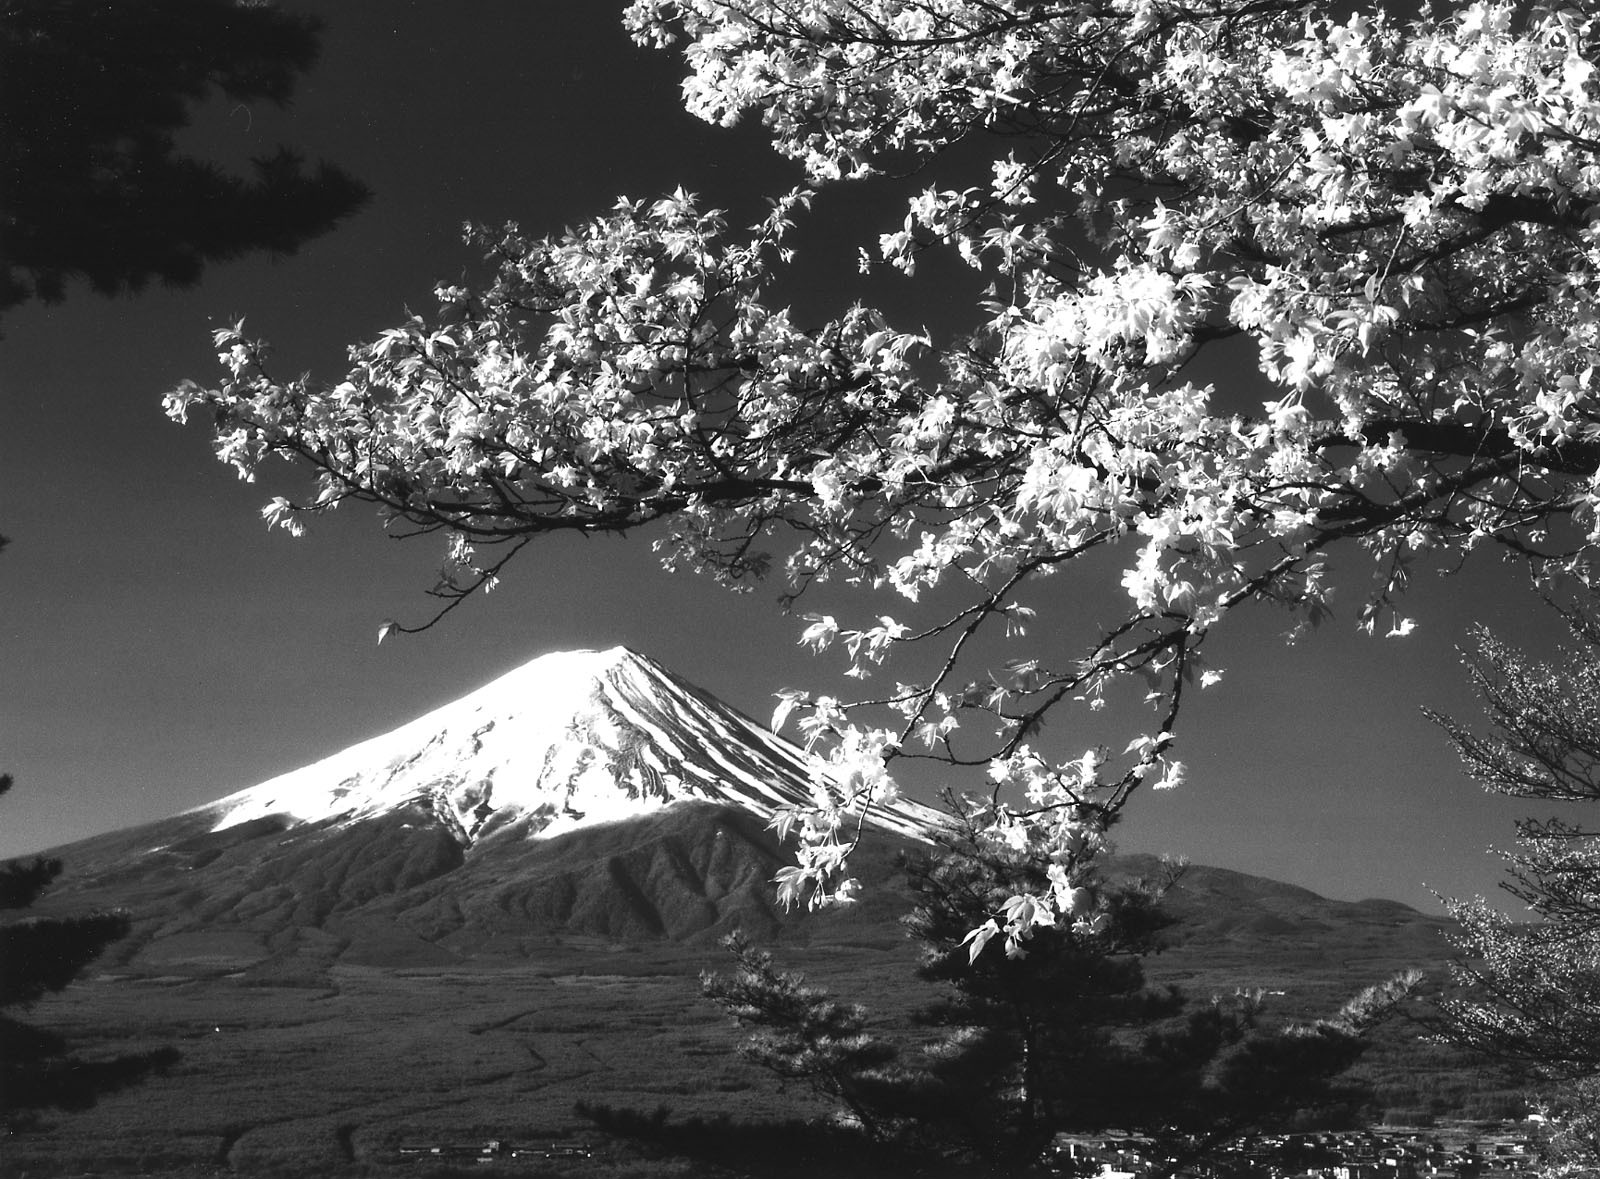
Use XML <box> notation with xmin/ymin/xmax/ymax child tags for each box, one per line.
<box><xmin>395</xmin><ymin>1138</ymin><xmax>593</xmax><ymax>1164</ymax></box>
<box><xmin>391</xmin><ymin>1123</ymin><xmax>1546</xmax><ymax>1176</ymax></box>
<box><xmin>1047</xmin><ymin>1124</ymin><xmax>1543</xmax><ymax>1179</ymax></box>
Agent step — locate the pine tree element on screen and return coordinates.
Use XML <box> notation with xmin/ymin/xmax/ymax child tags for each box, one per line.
<box><xmin>897</xmin><ymin>805</ymin><xmax>1411</xmax><ymax>1173</ymax></box>
<box><xmin>700</xmin><ymin>931</ymin><xmax>906</xmax><ymax>1143</ymax></box>
<box><xmin>0</xmin><ymin>773</ymin><xmax>177</xmax><ymax>1131</ymax></box>
<box><xmin>704</xmin><ymin>808</ymin><xmax>1415</xmax><ymax>1175</ymax></box>
<box><xmin>1</xmin><ymin>0</ymin><xmax>368</xmax><ymax>314</ymax></box>
<box><xmin>897</xmin><ymin>821</ymin><xmax>1184</xmax><ymax>1167</ymax></box>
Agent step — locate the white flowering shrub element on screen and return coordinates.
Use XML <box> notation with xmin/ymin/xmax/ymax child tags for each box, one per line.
<box><xmin>1430</xmin><ymin>607</ymin><xmax>1600</xmax><ymax>1167</ymax></box>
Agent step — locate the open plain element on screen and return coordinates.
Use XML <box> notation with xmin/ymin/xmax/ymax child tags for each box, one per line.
<box><xmin>5</xmin><ymin>849</ymin><xmax>1523</xmax><ymax>1179</ymax></box>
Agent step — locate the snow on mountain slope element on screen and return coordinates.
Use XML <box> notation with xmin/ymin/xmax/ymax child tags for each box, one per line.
<box><xmin>198</xmin><ymin>646</ymin><xmax>940</xmax><ymax>847</ymax></box>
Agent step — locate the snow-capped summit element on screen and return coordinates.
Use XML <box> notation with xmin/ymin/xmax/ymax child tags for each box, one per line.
<box><xmin>200</xmin><ymin>646</ymin><xmax>937</xmax><ymax>847</ymax></box>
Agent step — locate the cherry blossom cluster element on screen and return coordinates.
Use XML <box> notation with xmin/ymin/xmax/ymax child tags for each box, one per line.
<box><xmin>173</xmin><ymin>1</ymin><xmax>1600</xmax><ymax>954</ymax></box>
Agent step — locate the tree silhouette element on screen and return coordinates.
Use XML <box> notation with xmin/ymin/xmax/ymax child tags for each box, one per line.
<box><xmin>0</xmin><ymin>530</ymin><xmax>175</xmax><ymax>1129</ymax></box>
<box><xmin>0</xmin><ymin>773</ymin><xmax>178</xmax><ymax>1131</ymax></box>
<box><xmin>892</xmin><ymin>807</ymin><xmax>1411</xmax><ymax>1173</ymax></box>
<box><xmin>1</xmin><ymin>0</ymin><xmax>368</xmax><ymax>314</ymax></box>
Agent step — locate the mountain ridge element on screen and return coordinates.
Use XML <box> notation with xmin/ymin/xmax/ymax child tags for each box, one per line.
<box><xmin>21</xmin><ymin>647</ymin><xmax>938</xmax><ymax>969</ymax></box>
<box><xmin>16</xmin><ymin>646</ymin><xmax>1452</xmax><ymax>990</ymax></box>
<box><xmin>187</xmin><ymin>645</ymin><xmax>938</xmax><ymax>848</ymax></box>
<box><xmin>2</xmin><ymin>649</ymin><xmax>1485</xmax><ymax>1178</ymax></box>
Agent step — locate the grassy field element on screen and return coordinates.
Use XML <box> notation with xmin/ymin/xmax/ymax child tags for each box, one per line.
<box><xmin>5</xmin><ymin>936</ymin><xmax>932</xmax><ymax>1177</ymax></box>
<box><xmin>6</xmin><ymin>838</ymin><xmax>1532</xmax><ymax>1178</ymax></box>
<box><xmin>5</xmin><ymin>914</ymin><xmax>1525</xmax><ymax>1178</ymax></box>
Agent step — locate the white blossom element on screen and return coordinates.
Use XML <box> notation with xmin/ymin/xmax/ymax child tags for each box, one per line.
<box><xmin>171</xmin><ymin>0</ymin><xmax>1600</xmax><ymax>950</ymax></box>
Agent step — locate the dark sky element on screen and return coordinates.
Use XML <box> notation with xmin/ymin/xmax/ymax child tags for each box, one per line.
<box><xmin>0</xmin><ymin>1</ymin><xmax>1570</xmax><ymax>912</ymax></box>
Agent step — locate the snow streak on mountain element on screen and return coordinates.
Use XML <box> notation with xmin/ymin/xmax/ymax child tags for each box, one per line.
<box><xmin>199</xmin><ymin>647</ymin><xmax>937</xmax><ymax>847</ymax></box>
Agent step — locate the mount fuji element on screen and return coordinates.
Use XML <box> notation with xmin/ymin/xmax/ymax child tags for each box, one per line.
<box><xmin>29</xmin><ymin>648</ymin><xmax>941</xmax><ymax>970</ymax></box>
<box><xmin>197</xmin><ymin>645</ymin><xmax>937</xmax><ymax>848</ymax></box>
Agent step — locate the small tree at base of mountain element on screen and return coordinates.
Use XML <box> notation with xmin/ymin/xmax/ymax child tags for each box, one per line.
<box><xmin>700</xmin><ymin>931</ymin><xmax>906</xmax><ymax>1143</ymax></box>
<box><xmin>0</xmin><ymin>773</ymin><xmax>177</xmax><ymax>1131</ymax></box>
<box><xmin>703</xmin><ymin>807</ymin><xmax>1418</xmax><ymax>1175</ymax></box>
<box><xmin>1427</xmin><ymin>600</ymin><xmax>1600</xmax><ymax>1177</ymax></box>
<box><xmin>902</xmin><ymin>804</ymin><xmax>1416</xmax><ymax>1171</ymax></box>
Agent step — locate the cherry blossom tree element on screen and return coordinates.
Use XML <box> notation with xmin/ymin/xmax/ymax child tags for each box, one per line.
<box><xmin>170</xmin><ymin>1</ymin><xmax>1600</xmax><ymax>944</ymax></box>
<box><xmin>1429</xmin><ymin>605</ymin><xmax>1600</xmax><ymax>1175</ymax></box>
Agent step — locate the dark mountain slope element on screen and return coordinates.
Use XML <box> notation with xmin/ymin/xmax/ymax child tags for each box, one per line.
<box><xmin>1108</xmin><ymin>854</ymin><xmax>1453</xmax><ymax>1017</ymax></box>
<box><xmin>27</xmin><ymin>804</ymin><xmax>1454</xmax><ymax>1019</ymax></box>
<box><xmin>12</xmin><ymin>646</ymin><xmax>1453</xmax><ymax>997</ymax></box>
<box><xmin>29</xmin><ymin>799</ymin><xmax>921</xmax><ymax>975</ymax></box>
